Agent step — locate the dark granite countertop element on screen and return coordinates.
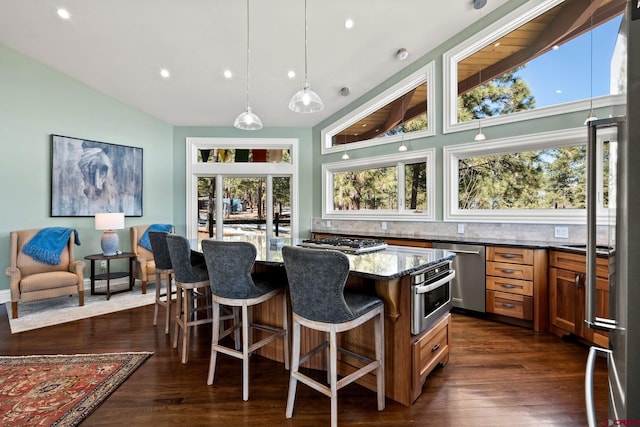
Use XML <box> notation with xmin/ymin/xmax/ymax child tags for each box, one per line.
<box><xmin>193</xmin><ymin>236</ymin><xmax>455</xmax><ymax>281</ymax></box>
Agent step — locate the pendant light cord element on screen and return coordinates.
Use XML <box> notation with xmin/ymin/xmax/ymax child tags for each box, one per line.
<box><xmin>245</xmin><ymin>0</ymin><xmax>251</xmax><ymax>108</ymax></box>
<box><xmin>303</xmin><ymin>0</ymin><xmax>309</xmax><ymax>87</ymax></box>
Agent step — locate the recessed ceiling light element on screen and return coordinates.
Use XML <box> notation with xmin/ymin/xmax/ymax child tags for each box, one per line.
<box><xmin>160</xmin><ymin>69</ymin><xmax>170</xmax><ymax>79</ymax></box>
<box><xmin>556</xmin><ymin>89</ymin><xmax>562</xmax><ymax>94</ymax></box>
<box><xmin>287</xmin><ymin>70</ymin><xmax>296</xmax><ymax>79</ymax></box>
<box><xmin>57</xmin><ymin>8</ymin><xmax>70</xmax><ymax>20</ymax></box>
<box><xmin>552</xmin><ymin>45</ymin><xmax>560</xmax><ymax>50</ymax></box>
<box><xmin>223</xmin><ymin>69</ymin><xmax>233</xmax><ymax>79</ymax></box>
<box><xmin>344</xmin><ymin>18</ymin><xmax>354</xmax><ymax>29</ymax></box>
<box><xmin>494</xmin><ymin>42</ymin><xmax>501</xmax><ymax>47</ymax></box>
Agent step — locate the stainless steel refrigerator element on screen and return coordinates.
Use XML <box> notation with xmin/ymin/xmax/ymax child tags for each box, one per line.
<box><xmin>585</xmin><ymin>2</ymin><xmax>640</xmax><ymax>425</ymax></box>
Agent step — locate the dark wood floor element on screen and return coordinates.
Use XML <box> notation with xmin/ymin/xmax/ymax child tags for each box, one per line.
<box><xmin>0</xmin><ymin>304</ymin><xmax>609</xmax><ymax>426</ymax></box>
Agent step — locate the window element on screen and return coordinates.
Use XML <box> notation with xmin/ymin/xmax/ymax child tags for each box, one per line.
<box><xmin>323</xmin><ymin>149</ymin><xmax>435</xmax><ymax>220</ymax></box>
<box><xmin>186</xmin><ymin>137</ymin><xmax>298</xmax><ymax>240</ymax></box>
<box><xmin>444</xmin><ymin>127</ymin><xmax>615</xmax><ymax>224</ymax></box>
<box><xmin>321</xmin><ymin>62</ymin><xmax>435</xmax><ymax>154</ymax></box>
<box><xmin>443</xmin><ymin>0</ymin><xmax>625</xmax><ymax>134</ymax></box>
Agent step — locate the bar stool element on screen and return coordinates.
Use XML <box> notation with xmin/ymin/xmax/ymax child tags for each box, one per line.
<box><xmin>166</xmin><ymin>234</ymin><xmax>213</xmax><ymax>364</ymax></box>
<box><xmin>282</xmin><ymin>246</ymin><xmax>385</xmax><ymax>427</ymax></box>
<box><xmin>201</xmin><ymin>240</ymin><xmax>289</xmax><ymax>401</ymax></box>
<box><xmin>148</xmin><ymin>231</ymin><xmax>175</xmax><ymax>335</ymax></box>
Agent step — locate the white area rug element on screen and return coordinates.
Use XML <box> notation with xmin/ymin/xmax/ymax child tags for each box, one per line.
<box><xmin>5</xmin><ymin>280</ymin><xmax>157</xmax><ymax>334</ymax></box>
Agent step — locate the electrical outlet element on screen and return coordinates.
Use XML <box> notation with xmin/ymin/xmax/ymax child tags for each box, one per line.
<box><xmin>100</xmin><ymin>260</ymin><xmax>107</xmax><ymax>270</ymax></box>
<box><xmin>554</xmin><ymin>226</ymin><xmax>569</xmax><ymax>239</ymax></box>
<box><xmin>457</xmin><ymin>224</ymin><xmax>465</xmax><ymax>234</ymax></box>
<box><xmin>381</xmin><ymin>221</ymin><xmax>387</xmax><ymax>230</ymax></box>
<box><xmin>326</xmin><ymin>220</ymin><xmax>331</xmax><ymax>227</ymax></box>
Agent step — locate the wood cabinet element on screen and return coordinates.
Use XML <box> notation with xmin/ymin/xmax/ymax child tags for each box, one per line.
<box><xmin>411</xmin><ymin>313</ymin><xmax>450</xmax><ymax>403</ymax></box>
<box><xmin>549</xmin><ymin>250</ymin><xmax>609</xmax><ymax>347</ymax></box>
<box><xmin>485</xmin><ymin>246</ymin><xmax>548</xmax><ymax>331</ymax></box>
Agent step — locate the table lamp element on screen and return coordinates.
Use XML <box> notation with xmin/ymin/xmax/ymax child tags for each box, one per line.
<box><xmin>95</xmin><ymin>212</ymin><xmax>125</xmax><ymax>256</ymax></box>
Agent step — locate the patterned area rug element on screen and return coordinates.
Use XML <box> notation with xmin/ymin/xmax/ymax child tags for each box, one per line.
<box><xmin>0</xmin><ymin>352</ymin><xmax>152</xmax><ymax>426</ymax></box>
<box><xmin>5</xmin><ymin>280</ymin><xmax>158</xmax><ymax>334</ymax></box>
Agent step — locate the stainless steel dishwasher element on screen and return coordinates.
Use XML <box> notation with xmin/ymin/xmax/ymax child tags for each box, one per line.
<box><xmin>432</xmin><ymin>243</ymin><xmax>486</xmax><ymax>313</ymax></box>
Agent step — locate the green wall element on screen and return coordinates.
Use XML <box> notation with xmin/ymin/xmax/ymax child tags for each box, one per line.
<box><xmin>0</xmin><ymin>44</ymin><xmax>174</xmax><ymax>293</ymax></box>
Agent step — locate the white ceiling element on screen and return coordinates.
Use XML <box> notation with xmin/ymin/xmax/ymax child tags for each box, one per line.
<box><xmin>0</xmin><ymin>0</ymin><xmax>509</xmax><ymax>128</ymax></box>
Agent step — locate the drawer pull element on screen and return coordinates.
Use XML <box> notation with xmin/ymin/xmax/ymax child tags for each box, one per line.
<box><xmin>499</xmin><ymin>283</ymin><xmax>517</xmax><ymax>289</ymax></box>
<box><xmin>501</xmin><ymin>253</ymin><xmax>517</xmax><ymax>259</ymax></box>
<box><xmin>501</xmin><ymin>303</ymin><xmax>516</xmax><ymax>309</ymax></box>
<box><xmin>501</xmin><ymin>269</ymin><xmax>516</xmax><ymax>274</ymax></box>
<box><xmin>431</xmin><ymin>343</ymin><xmax>441</xmax><ymax>352</ymax></box>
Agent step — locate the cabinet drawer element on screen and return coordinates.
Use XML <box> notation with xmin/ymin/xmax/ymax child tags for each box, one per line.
<box><xmin>486</xmin><ymin>276</ymin><xmax>533</xmax><ymax>296</ymax></box>
<box><xmin>549</xmin><ymin>250</ymin><xmax>609</xmax><ymax>278</ymax></box>
<box><xmin>487</xmin><ymin>247</ymin><xmax>533</xmax><ymax>265</ymax></box>
<box><xmin>412</xmin><ymin>314</ymin><xmax>449</xmax><ymax>389</ymax></box>
<box><xmin>486</xmin><ymin>290</ymin><xmax>533</xmax><ymax>320</ymax></box>
<box><xmin>486</xmin><ymin>261</ymin><xmax>534</xmax><ymax>281</ymax></box>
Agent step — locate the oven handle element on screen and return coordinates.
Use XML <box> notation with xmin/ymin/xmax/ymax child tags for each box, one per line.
<box><xmin>414</xmin><ymin>270</ymin><xmax>456</xmax><ymax>294</ymax></box>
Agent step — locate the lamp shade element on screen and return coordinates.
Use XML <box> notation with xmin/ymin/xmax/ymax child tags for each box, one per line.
<box><xmin>289</xmin><ymin>84</ymin><xmax>324</xmax><ymax>113</ymax></box>
<box><xmin>95</xmin><ymin>212</ymin><xmax>125</xmax><ymax>230</ymax></box>
<box><xmin>234</xmin><ymin>107</ymin><xmax>263</xmax><ymax>130</ymax></box>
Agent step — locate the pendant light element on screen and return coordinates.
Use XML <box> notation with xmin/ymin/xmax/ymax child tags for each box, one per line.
<box><xmin>474</xmin><ymin>64</ymin><xmax>486</xmax><ymax>141</ymax></box>
<box><xmin>289</xmin><ymin>0</ymin><xmax>324</xmax><ymax>113</ymax></box>
<box><xmin>234</xmin><ymin>0</ymin><xmax>263</xmax><ymax>130</ymax></box>
<box><xmin>398</xmin><ymin>103</ymin><xmax>408</xmax><ymax>151</ymax></box>
<box><xmin>584</xmin><ymin>9</ymin><xmax>597</xmax><ymax>125</ymax></box>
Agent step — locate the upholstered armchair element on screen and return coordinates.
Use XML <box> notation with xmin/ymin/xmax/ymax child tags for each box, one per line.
<box><xmin>5</xmin><ymin>228</ymin><xmax>85</xmax><ymax>319</ymax></box>
<box><xmin>130</xmin><ymin>225</ymin><xmax>155</xmax><ymax>294</ymax></box>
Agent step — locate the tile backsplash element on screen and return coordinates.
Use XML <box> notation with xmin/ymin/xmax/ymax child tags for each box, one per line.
<box><xmin>311</xmin><ymin>219</ymin><xmax>610</xmax><ymax>245</ymax></box>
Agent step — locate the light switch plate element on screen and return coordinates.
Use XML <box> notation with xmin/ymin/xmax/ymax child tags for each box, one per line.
<box><xmin>554</xmin><ymin>226</ymin><xmax>569</xmax><ymax>239</ymax></box>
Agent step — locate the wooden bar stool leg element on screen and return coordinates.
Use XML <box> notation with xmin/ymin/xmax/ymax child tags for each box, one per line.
<box><xmin>207</xmin><ymin>301</ymin><xmax>221</xmax><ymax>385</ymax></box>
<box><xmin>181</xmin><ymin>288</ymin><xmax>191</xmax><ymax>364</ymax></box>
<box><xmin>153</xmin><ymin>271</ymin><xmax>162</xmax><ymax>326</ymax></box>
<box><xmin>173</xmin><ymin>285</ymin><xmax>182</xmax><ymax>349</ymax></box>
<box><xmin>164</xmin><ymin>272</ymin><xmax>173</xmax><ymax>335</ymax></box>
<box><xmin>329</xmin><ymin>328</ymin><xmax>338</xmax><ymax>427</ymax></box>
<box><xmin>285</xmin><ymin>319</ymin><xmax>301</xmax><ymax>419</ymax></box>
<box><xmin>241</xmin><ymin>303</ymin><xmax>250</xmax><ymax>401</ymax></box>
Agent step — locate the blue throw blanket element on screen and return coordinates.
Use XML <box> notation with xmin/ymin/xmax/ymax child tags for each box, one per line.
<box><xmin>139</xmin><ymin>224</ymin><xmax>173</xmax><ymax>251</ymax></box>
<box><xmin>22</xmin><ymin>227</ymin><xmax>81</xmax><ymax>265</ymax></box>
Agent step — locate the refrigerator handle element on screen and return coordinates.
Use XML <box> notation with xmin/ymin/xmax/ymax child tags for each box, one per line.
<box><xmin>585</xmin><ymin>346</ymin><xmax>612</xmax><ymax>427</ymax></box>
<box><xmin>585</xmin><ymin>118</ymin><xmax>623</xmax><ymax>332</ymax></box>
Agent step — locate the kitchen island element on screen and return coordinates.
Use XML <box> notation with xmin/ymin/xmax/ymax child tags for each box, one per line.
<box><xmin>194</xmin><ymin>236</ymin><xmax>455</xmax><ymax>406</ymax></box>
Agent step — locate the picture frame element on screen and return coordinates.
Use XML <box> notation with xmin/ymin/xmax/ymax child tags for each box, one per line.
<box><xmin>50</xmin><ymin>134</ymin><xmax>143</xmax><ymax>217</ymax></box>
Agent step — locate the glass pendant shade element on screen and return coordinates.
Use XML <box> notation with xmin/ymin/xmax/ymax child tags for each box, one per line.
<box><xmin>234</xmin><ymin>106</ymin><xmax>263</xmax><ymax>130</ymax></box>
<box><xmin>289</xmin><ymin>84</ymin><xmax>324</xmax><ymax>113</ymax></box>
<box><xmin>398</xmin><ymin>142</ymin><xmax>408</xmax><ymax>152</ymax></box>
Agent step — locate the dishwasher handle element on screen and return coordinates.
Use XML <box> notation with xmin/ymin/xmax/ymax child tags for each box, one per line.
<box><xmin>414</xmin><ymin>270</ymin><xmax>456</xmax><ymax>294</ymax></box>
<box><xmin>444</xmin><ymin>249</ymin><xmax>482</xmax><ymax>255</ymax></box>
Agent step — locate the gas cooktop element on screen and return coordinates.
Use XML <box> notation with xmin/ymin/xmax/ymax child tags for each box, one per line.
<box><xmin>299</xmin><ymin>237</ymin><xmax>388</xmax><ymax>254</ymax></box>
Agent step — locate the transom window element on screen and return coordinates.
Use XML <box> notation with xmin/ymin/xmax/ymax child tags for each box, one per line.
<box><xmin>443</xmin><ymin>0</ymin><xmax>625</xmax><ymax>134</ymax></box>
<box><xmin>321</xmin><ymin>62</ymin><xmax>435</xmax><ymax>154</ymax></box>
<box><xmin>323</xmin><ymin>149</ymin><xmax>435</xmax><ymax>220</ymax></box>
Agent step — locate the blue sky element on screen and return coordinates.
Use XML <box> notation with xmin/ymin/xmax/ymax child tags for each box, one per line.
<box><xmin>517</xmin><ymin>15</ymin><xmax>623</xmax><ymax>107</ymax></box>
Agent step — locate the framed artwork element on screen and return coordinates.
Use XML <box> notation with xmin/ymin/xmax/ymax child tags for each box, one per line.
<box><xmin>50</xmin><ymin>135</ymin><xmax>143</xmax><ymax>216</ymax></box>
